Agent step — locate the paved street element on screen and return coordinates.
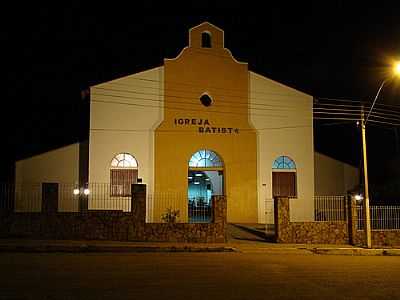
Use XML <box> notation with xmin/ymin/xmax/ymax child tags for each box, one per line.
<box><xmin>1</xmin><ymin>252</ymin><xmax>399</xmax><ymax>300</ymax></box>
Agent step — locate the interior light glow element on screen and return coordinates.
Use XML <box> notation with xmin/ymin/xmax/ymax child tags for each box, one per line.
<box><xmin>195</xmin><ymin>173</ymin><xmax>203</xmax><ymax>177</ymax></box>
<box><xmin>193</xmin><ymin>182</ymin><xmax>200</xmax><ymax>185</ymax></box>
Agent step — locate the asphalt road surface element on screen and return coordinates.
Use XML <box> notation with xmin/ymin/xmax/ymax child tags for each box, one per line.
<box><xmin>1</xmin><ymin>252</ymin><xmax>399</xmax><ymax>300</ymax></box>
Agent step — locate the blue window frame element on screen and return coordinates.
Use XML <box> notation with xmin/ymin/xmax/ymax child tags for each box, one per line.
<box><xmin>272</xmin><ymin>156</ymin><xmax>296</xmax><ymax>170</ymax></box>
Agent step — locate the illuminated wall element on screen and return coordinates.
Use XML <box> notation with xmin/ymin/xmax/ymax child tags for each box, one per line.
<box><xmin>249</xmin><ymin>72</ymin><xmax>315</xmax><ymax>222</ymax></box>
<box><xmin>154</xmin><ymin>23</ymin><xmax>258</xmax><ymax>223</ymax></box>
<box><xmin>89</xmin><ymin>67</ymin><xmax>164</xmax><ymax>194</ymax></box>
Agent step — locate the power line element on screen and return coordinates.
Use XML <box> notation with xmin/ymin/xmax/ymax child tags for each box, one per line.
<box><xmin>313</xmin><ymin>111</ymin><xmax>400</xmax><ymax>123</ymax></box>
<box><xmin>91</xmin><ymin>92</ymin><xmax>400</xmax><ymax>124</ymax></box>
<box><xmin>93</xmin><ymin>71</ymin><xmax>312</xmax><ymax>102</ymax></box>
<box><xmin>314</xmin><ymin>102</ymin><xmax>400</xmax><ymax>116</ymax></box>
<box><xmin>93</xmin><ymin>85</ymin><xmax>400</xmax><ymax>119</ymax></box>
<box><xmin>90</xmin><ymin>124</ymin><xmax>311</xmax><ymax>133</ymax></box>
<box><xmin>91</xmin><ymin>94</ymin><xmax>300</xmax><ymax>119</ymax></box>
<box><xmin>94</xmin><ymin>86</ymin><xmax>304</xmax><ymax>112</ymax></box>
<box><xmin>316</xmin><ymin>97</ymin><xmax>400</xmax><ymax>110</ymax></box>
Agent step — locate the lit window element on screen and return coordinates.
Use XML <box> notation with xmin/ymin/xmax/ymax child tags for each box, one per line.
<box><xmin>110</xmin><ymin>153</ymin><xmax>138</xmax><ymax>197</ymax></box>
<box><xmin>189</xmin><ymin>150</ymin><xmax>223</xmax><ymax>168</ymax></box>
<box><xmin>111</xmin><ymin>153</ymin><xmax>138</xmax><ymax>168</ymax></box>
<box><xmin>272</xmin><ymin>156</ymin><xmax>297</xmax><ymax>198</ymax></box>
<box><xmin>272</xmin><ymin>156</ymin><xmax>296</xmax><ymax>170</ymax></box>
<box><xmin>201</xmin><ymin>32</ymin><xmax>212</xmax><ymax>48</ymax></box>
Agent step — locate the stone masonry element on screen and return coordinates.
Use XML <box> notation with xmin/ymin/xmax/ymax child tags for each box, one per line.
<box><xmin>274</xmin><ymin>197</ymin><xmax>349</xmax><ymax>244</ymax></box>
<box><xmin>275</xmin><ymin>196</ymin><xmax>400</xmax><ymax>246</ymax></box>
<box><xmin>0</xmin><ymin>184</ymin><xmax>227</xmax><ymax>243</ymax></box>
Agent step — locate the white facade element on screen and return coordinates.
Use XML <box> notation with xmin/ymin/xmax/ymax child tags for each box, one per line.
<box><xmin>249</xmin><ymin>72</ymin><xmax>315</xmax><ymax>222</ymax></box>
<box><xmin>89</xmin><ymin>67</ymin><xmax>164</xmax><ymax>197</ymax></box>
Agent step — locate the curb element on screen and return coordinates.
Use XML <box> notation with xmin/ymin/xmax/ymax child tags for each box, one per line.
<box><xmin>0</xmin><ymin>244</ymin><xmax>239</xmax><ymax>253</ymax></box>
<box><xmin>310</xmin><ymin>247</ymin><xmax>400</xmax><ymax>256</ymax></box>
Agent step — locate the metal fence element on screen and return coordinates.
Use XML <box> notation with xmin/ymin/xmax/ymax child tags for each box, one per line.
<box><xmin>314</xmin><ymin>196</ymin><xmax>347</xmax><ymax>222</ymax></box>
<box><xmin>0</xmin><ymin>183</ymin><xmax>16</xmax><ymax>211</ymax></box>
<box><xmin>0</xmin><ymin>183</ymin><xmax>214</xmax><ymax>224</ymax></box>
<box><xmin>147</xmin><ymin>192</ymin><xmax>213</xmax><ymax>223</ymax></box>
<box><xmin>87</xmin><ymin>183</ymin><xmax>132</xmax><ymax>212</ymax></box>
<box><xmin>264</xmin><ymin>198</ymin><xmax>275</xmax><ymax>233</ymax></box>
<box><xmin>357</xmin><ymin>205</ymin><xmax>400</xmax><ymax>230</ymax></box>
<box><xmin>0</xmin><ymin>182</ymin><xmax>132</xmax><ymax>213</ymax></box>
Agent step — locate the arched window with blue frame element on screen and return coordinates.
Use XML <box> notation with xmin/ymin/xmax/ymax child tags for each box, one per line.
<box><xmin>272</xmin><ymin>156</ymin><xmax>296</xmax><ymax>170</ymax></box>
<box><xmin>272</xmin><ymin>156</ymin><xmax>297</xmax><ymax>198</ymax></box>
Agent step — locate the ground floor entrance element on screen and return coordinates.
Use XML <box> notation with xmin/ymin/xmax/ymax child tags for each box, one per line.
<box><xmin>188</xmin><ymin>169</ymin><xmax>224</xmax><ymax>223</ymax></box>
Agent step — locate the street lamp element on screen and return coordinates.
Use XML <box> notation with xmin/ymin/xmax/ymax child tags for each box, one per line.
<box><xmin>361</xmin><ymin>61</ymin><xmax>400</xmax><ymax>248</ymax></box>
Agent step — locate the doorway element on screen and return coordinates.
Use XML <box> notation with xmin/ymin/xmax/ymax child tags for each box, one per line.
<box><xmin>188</xmin><ymin>170</ymin><xmax>223</xmax><ymax>223</ymax></box>
<box><xmin>187</xmin><ymin>149</ymin><xmax>224</xmax><ymax>223</ymax></box>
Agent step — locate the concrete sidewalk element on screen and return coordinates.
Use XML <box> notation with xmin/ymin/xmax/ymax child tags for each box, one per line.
<box><xmin>0</xmin><ymin>238</ymin><xmax>399</xmax><ymax>256</ymax></box>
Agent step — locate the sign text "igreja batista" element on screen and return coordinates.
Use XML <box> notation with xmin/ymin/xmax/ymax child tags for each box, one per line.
<box><xmin>174</xmin><ymin>118</ymin><xmax>239</xmax><ymax>134</ymax></box>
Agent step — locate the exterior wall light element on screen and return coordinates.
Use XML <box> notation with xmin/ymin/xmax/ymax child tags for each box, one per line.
<box><xmin>394</xmin><ymin>61</ymin><xmax>400</xmax><ymax>75</ymax></box>
<box><xmin>83</xmin><ymin>188</ymin><xmax>90</xmax><ymax>195</ymax></box>
<box><xmin>73</xmin><ymin>188</ymin><xmax>80</xmax><ymax>195</ymax></box>
<box><xmin>354</xmin><ymin>194</ymin><xmax>364</xmax><ymax>201</ymax></box>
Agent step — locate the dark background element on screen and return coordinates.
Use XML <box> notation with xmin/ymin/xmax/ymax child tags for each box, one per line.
<box><xmin>2</xmin><ymin>5</ymin><xmax>400</xmax><ymax>202</ymax></box>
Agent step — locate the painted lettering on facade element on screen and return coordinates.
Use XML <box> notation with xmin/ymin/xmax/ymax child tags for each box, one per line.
<box><xmin>174</xmin><ymin>118</ymin><xmax>239</xmax><ymax>134</ymax></box>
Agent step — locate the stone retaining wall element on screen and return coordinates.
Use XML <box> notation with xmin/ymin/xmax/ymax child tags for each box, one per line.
<box><xmin>274</xmin><ymin>197</ymin><xmax>349</xmax><ymax>244</ymax></box>
<box><xmin>288</xmin><ymin>222</ymin><xmax>348</xmax><ymax>244</ymax></box>
<box><xmin>0</xmin><ymin>184</ymin><xmax>227</xmax><ymax>243</ymax></box>
<box><xmin>355</xmin><ymin>230</ymin><xmax>400</xmax><ymax>247</ymax></box>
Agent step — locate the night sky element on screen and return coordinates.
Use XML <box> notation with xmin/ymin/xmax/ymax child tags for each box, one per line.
<box><xmin>2</xmin><ymin>6</ymin><xmax>400</xmax><ymax>201</ymax></box>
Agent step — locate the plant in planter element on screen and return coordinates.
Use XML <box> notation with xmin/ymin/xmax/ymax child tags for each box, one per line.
<box><xmin>161</xmin><ymin>207</ymin><xmax>180</xmax><ymax>223</ymax></box>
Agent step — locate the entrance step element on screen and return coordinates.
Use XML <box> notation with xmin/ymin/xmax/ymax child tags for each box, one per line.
<box><xmin>227</xmin><ymin>223</ymin><xmax>275</xmax><ymax>243</ymax></box>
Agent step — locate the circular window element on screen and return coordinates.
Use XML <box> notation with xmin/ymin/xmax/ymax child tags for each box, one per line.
<box><xmin>200</xmin><ymin>94</ymin><xmax>212</xmax><ymax>107</ymax></box>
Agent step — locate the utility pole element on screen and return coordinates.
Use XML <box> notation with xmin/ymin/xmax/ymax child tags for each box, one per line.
<box><xmin>360</xmin><ymin>61</ymin><xmax>400</xmax><ymax>249</ymax></box>
<box><xmin>361</xmin><ymin>108</ymin><xmax>372</xmax><ymax>248</ymax></box>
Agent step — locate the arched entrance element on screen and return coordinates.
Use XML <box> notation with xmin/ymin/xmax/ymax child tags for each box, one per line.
<box><xmin>188</xmin><ymin>149</ymin><xmax>224</xmax><ymax>223</ymax></box>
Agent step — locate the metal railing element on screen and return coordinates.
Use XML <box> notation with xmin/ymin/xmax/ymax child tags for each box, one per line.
<box><xmin>148</xmin><ymin>192</ymin><xmax>186</xmax><ymax>223</ymax></box>
<box><xmin>314</xmin><ymin>196</ymin><xmax>347</xmax><ymax>222</ymax></box>
<box><xmin>188</xmin><ymin>197</ymin><xmax>212</xmax><ymax>223</ymax></box>
<box><xmin>0</xmin><ymin>182</ymin><xmax>217</xmax><ymax>224</ymax></box>
<box><xmin>357</xmin><ymin>205</ymin><xmax>400</xmax><ymax>230</ymax></box>
<box><xmin>264</xmin><ymin>198</ymin><xmax>275</xmax><ymax>233</ymax></box>
<box><xmin>0</xmin><ymin>182</ymin><xmax>132</xmax><ymax>213</ymax></box>
<box><xmin>147</xmin><ymin>192</ymin><xmax>213</xmax><ymax>223</ymax></box>
<box><xmin>87</xmin><ymin>183</ymin><xmax>131</xmax><ymax>212</ymax></box>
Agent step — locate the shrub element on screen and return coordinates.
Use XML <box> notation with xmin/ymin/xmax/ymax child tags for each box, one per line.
<box><xmin>161</xmin><ymin>207</ymin><xmax>180</xmax><ymax>223</ymax></box>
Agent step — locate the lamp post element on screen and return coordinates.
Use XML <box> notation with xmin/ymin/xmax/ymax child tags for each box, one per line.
<box><xmin>361</xmin><ymin>61</ymin><xmax>400</xmax><ymax>248</ymax></box>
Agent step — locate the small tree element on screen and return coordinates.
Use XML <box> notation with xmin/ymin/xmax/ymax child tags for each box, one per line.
<box><xmin>161</xmin><ymin>207</ymin><xmax>180</xmax><ymax>223</ymax></box>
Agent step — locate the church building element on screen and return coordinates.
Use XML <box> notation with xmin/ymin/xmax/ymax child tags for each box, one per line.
<box><xmin>15</xmin><ymin>22</ymin><xmax>358</xmax><ymax>223</ymax></box>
